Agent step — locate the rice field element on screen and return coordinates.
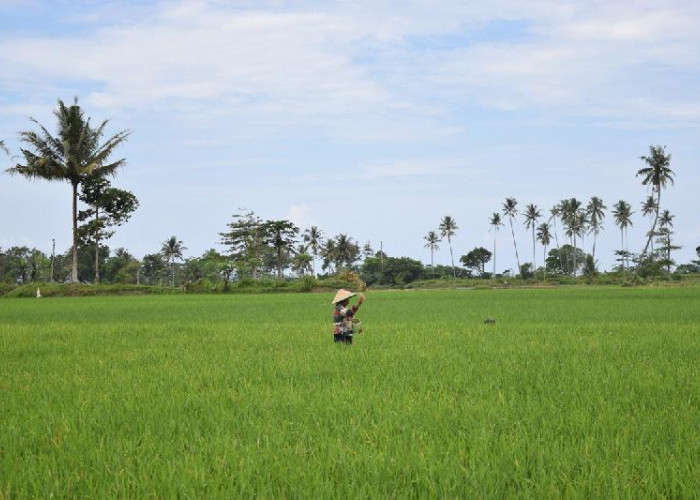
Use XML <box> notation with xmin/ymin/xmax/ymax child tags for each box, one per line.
<box><xmin>1</xmin><ymin>287</ymin><xmax>699</xmax><ymax>497</ymax></box>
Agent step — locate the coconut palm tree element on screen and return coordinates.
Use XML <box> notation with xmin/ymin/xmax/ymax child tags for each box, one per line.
<box><xmin>0</xmin><ymin>140</ymin><xmax>8</xmax><ymax>156</ymax></box>
<box><xmin>523</xmin><ymin>203</ymin><xmax>542</xmax><ymax>276</ymax></box>
<box><xmin>657</xmin><ymin>209</ymin><xmax>676</xmax><ymax>272</ymax></box>
<box><xmin>566</xmin><ymin>212</ymin><xmax>586</xmax><ymax>276</ymax></box>
<box><xmin>303</xmin><ymin>226</ymin><xmax>323</xmax><ymax>276</ymax></box>
<box><xmin>560</xmin><ymin>198</ymin><xmax>585</xmax><ymax>275</ymax></box>
<box><xmin>502</xmin><ymin>198</ymin><xmax>520</xmax><ymax>272</ymax></box>
<box><xmin>439</xmin><ymin>215</ymin><xmax>458</xmax><ymax>279</ymax></box>
<box><xmin>489</xmin><ymin>213</ymin><xmax>504</xmax><ymax>275</ymax></box>
<box><xmin>536</xmin><ymin>222</ymin><xmax>552</xmax><ymax>279</ymax></box>
<box><xmin>6</xmin><ymin>98</ymin><xmax>131</xmax><ymax>282</ymax></box>
<box><xmin>612</xmin><ymin>200</ymin><xmax>634</xmax><ymax>270</ymax></box>
<box><xmin>423</xmin><ymin>230</ymin><xmax>440</xmax><ymax>267</ymax></box>
<box><xmin>637</xmin><ymin>145</ymin><xmax>674</xmax><ymax>259</ymax></box>
<box><xmin>334</xmin><ymin>234</ymin><xmax>360</xmax><ymax>269</ymax></box>
<box><xmin>321</xmin><ymin>238</ymin><xmax>337</xmax><ymax>273</ymax></box>
<box><xmin>291</xmin><ymin>244</ymin><xmax>313</xmax><ymax>276</ymax></box>
<box><xmin>586</xmin><ymin>196</ymin><xmax>606</xmax><ymax>263</ymax></box>
<box><xmin>640</xmin><ymin>195</ymin><xmax>657</xmax><ymax>254</ymax></box>
<box><xmin>161</xmin><ymin>236</ymin><xmax>186</xmax><ymax>286</ymax></box>
<box><xmin>549</xmin><ymin>203</ymin><xmax>562</xmax><ymax>253</ymax></box>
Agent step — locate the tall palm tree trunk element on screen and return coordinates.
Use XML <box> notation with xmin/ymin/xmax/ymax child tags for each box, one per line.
<box><xmin>493</xmin><ymin>234</ymin><xmax>497</xmax><ymax>275</ymax></box>
<box><xmin>619</xmin><ymin>228</ymin><xmax>624</xmax><ymax>270</ymax></box>
<box><xmin>531</xmin><ymin>227</ymin><xmax>536</xmax><ymax>277</ymax></box>
<box><xmin>71</xmin><ymin>182</ymin><xmax>79</xmax><ymax>283</ymax></box>
<box><xmin>94</xmin><ymin>208</ymin><xmax>100</xmax><ymax>284</ymax></box>
<box><xmin>542</xmin><ymin>244</ymin><xmax>547</xmax><ymax>279</ymax></box>
<box><xmin>448</xmin><ymin>237</ymin><xmax>456</xmax><ymax>279</ymax></box>
<box><xmin>640</xmin><ymin>189</ymin><xmax>661</xmax><ymax>258</ymax></box>
<box><xmin>592</xmin><ymin>232</ymin><xmax>597</xmax><ymax>264</ymax></box>
<box><xmin>508</xmin><ymin>217</ymin><xmax>520</xmax><ymax>272</ymax></box>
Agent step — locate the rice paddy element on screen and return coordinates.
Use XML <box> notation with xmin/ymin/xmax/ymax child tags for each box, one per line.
<box><xmin>1</xmin><ymin>287</ymin><xmax>699</xmax><ymax>497</ymax></box>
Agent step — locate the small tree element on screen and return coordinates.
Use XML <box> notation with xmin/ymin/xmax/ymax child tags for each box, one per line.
<box><xmin>260</xmin><ymin>220</ymin><xmax>299</xmax><ymax>282</ymax></box>
<box><xmin>655</xmin><ymin>210</ymin><xmax>680</xmax><ymax>273</ymax></box>
<box><xmin>220</xmin><ymin>211</ymin><xmax>265</xmax><ymax>278</ymax></box>
<box><xmin>161</xmin><ymin>236</ymin><xmax>186</xmax><ymax>286</ymax></box>
<box><xmin>460</xmin><ymin>247</ymin><xmax>492</xmax><ymax>276</ymax></box>
<box><xmin>423</xmin><ymin>230</ymin><xmax>440</xmax><ymax>267</ymax></box>
<box><xmin>141</xmin><ymin>253</ymin><xmax>167</xmax><ymax>285</ymax></box>
<box><xmin>78</xmin><ymin>174</ymin><xmax>138</xmax><ymax>283</ymax></box>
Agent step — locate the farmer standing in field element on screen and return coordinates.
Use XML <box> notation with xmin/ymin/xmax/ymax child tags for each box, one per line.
<box><xmin>332</xmin><ymin>289</ymin><xmax>365</xmax><ymax>344</ymax></box>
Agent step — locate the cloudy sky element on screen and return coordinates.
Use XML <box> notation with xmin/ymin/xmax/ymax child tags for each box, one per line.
<box><xmin>1</xmin><ymin>0</ymin><xmax>699</xmax><ymax>272</ymax></box>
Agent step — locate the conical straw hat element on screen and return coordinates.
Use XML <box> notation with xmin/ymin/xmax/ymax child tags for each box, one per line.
<box><xmin>331</xmin><ymin>289</ymin><xmax>356</xmax><ymax>304</ymax></box>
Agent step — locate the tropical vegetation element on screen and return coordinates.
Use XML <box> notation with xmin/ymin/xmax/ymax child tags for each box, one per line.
<box><xmin>2</xmin><ymin>99</ymin><xmax>697</xmax><ymax>291</ymax></box>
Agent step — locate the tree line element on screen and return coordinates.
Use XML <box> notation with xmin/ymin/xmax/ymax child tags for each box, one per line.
<box><xmin>425</xmin><ymin>145</ymin><xmax>687</xmax><ymax>279</ymax></box>
<box><xmin>2</xmin><ymin>100</ymin><xmax>698</xmax><ymax>289</ymax></box>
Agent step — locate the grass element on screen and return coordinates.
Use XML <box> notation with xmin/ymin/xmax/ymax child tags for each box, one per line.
<box><xmin>1</xmin><ymin>287</ymin><xmax>699</xmax><ymax>497</ymax></box>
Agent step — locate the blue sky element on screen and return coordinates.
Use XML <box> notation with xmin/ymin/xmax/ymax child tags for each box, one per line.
<box><xmin>1</xmin><ymin>0</ymin><xmax>699</xmax><ymax>272</ymax></box>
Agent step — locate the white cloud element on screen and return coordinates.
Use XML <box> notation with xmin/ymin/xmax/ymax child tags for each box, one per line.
<box><xmin>286</xmin><ymin>204</ymin><xmax>309</xmax><ymax>228</ymax></box>
<box><xmin>2</xmin><ymin>0</ymin><xmax>700</xmax><ymax>131</ymax></box>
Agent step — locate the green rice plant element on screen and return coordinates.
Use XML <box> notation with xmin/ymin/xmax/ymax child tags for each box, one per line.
<box><xmin>1</xmin><ymin>288</ymin><xmax>699</xmax><ymax>497</ymax></box>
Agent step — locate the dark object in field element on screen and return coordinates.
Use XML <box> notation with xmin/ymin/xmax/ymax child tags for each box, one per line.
<box><xmin>484</xmin><ymin>317</ymin><xmax>496</xmax><ymax>325</ymax></box>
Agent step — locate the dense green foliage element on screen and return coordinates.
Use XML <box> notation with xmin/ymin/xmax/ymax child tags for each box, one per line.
<box><xmin>2</xmin><ymin>288</ymin><xmax>699</xmax><ymax>496</ymax></box>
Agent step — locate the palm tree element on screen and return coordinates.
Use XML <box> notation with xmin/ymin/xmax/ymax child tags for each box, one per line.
<box><xmin>439</xmin><ymin>215</ymin><xmax>458</xmax><ymax>279</ymax></box>
<box><xmin>335</xmin><ymin>234</ymin><xmax>360</xmax><ymax>269</ymax></box>
<box><xmin>6</xmin><ymin>98</ymin><xmax>131</xmax><ymax>282</ymax></box>
<box><xmin>637</xmin><ymin>145</ymin><xmax>674</xmax><ymax>259</ymax></box>
<box><xmin>489</xmin><ymin>213</ymin><xmax>503</xmax><ymax>275</ymax></box>
<box><xmin>523</xmin><ymin>203</ymin><xmax>542</xmax><ymax>276</ymax></box>
<box><xmin>549</xmin><ymin>203</ymin><xmax>562</xmax><ymax>253</ymax></box>
<box><xmin>536</xmin><ymin>222</ymin><xmax>552</xmax><ymax>279</ymax></box>
<box><xmin>560</xmin><ymin>198</ymin><xmax>585</xmax><ymax>275</ymax></box>
<box><xmin>502</xmin><ymin>198</ymin><xmax>520</xmax><ymax>272</ymax></box>
<box><xmin>321</xmin><ymin>238</ymin><xmax>337</xmax><ymax>273</ymax></box>
<box><xmin>657</xmin><ymin>210</ymin><xmax>676</xmax><ymax>272</ymax></box>
<box><xmin>566</xmin><ymin>211</ymin><xmax>586</xmax><ymax>276</ymax></box>
<box><xmin>640</xmin><ymin>195</ymin><xmax>657</xmax><ymax>254</ymax></box>
<box><xmin>0</xmin><ymin>140</ymin><xmax>8</xmax><ymax>156</ymax></box>
<box><xmin>586</xmin><ymin>196</ymin><xmax>606</xmax><ymax>263</ymax></box>
<box><xmin>423</xmin><ymin>230</ymin><xmax>440</xmax><ymax>267</ymax></box>
<box><xmin>161</xmin><ymin>236</ymin><xmax>186</xmax><ymax>286</ymax></box>
<box><xmin>291</xmin><ymin>244</ymin><xmax>313</xmax><ymax>276</ymax></box>
<box><xmin>303</xmin><ymin>226</ymin><xmax>323</xmax><ymax>276</ymax></box>
<box><xmin>612</xmin><ymin>200</ymin><xmax>634</xmax><ymax>270</ymax></box>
